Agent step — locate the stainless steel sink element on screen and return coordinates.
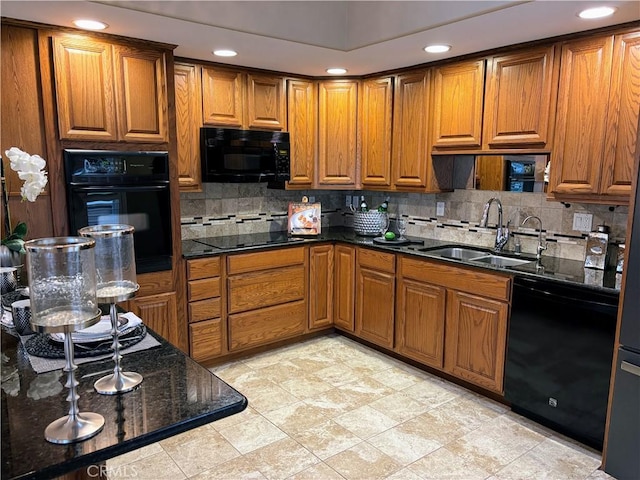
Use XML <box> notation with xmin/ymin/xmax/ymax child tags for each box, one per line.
<box><xmin>420</xmin><ymin>246</ymin><xmax>489</xmax><ymax>261</ymax></box>
<box><xmin>470</xmin><ymin>255</ymin><xmax>534</xmax><ymax>267</ymax></box>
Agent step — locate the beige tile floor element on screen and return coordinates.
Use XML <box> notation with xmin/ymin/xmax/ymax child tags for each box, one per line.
<box><xmin>107</xmin><ymin>334</ymin><xmax>615</xmax><ymax>480</ymax></box>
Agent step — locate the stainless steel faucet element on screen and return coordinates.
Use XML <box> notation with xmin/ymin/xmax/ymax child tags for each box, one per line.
<box><xmin>522</xmin><ymin>215</ymin><xmax>547</xmax><ymax>260</ymax></box>
<box><xmin>480</xmin><ymin>198</ymin><xmax>509</xmax><ymax>252</ymax></box>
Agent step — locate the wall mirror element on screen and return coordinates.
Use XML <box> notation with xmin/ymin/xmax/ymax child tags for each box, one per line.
<box><xmin>452</xmin><ymin>154</ymin><xmax>550</xmax><ymax>192</ymax></box>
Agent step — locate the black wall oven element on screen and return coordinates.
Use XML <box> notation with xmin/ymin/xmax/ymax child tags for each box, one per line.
<box><xmin>64</xmin><ymin>150</ymin><xmax>172</xmax><ymax>274</ymax></box>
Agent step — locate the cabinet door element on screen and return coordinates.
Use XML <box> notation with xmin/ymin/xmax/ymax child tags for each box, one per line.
<box><xmin>229</xmin><ymin>301</ymin><xmax>306</xmax><ymax>351</ymax></box>
<box><xmin>246</xmin><ymin>73</ymin><xmax>285</xmax><ymax>130</ymax></box>
<box><xmin>52</xmin><ymin>36</ymin><xmax>117</xmax><ymax>141</ymax></box>
<box><xmin>287</xmin><ymin>79</ymin><xmax>316</xmax><ymax>187</ymax></box>
<box><xmin>113</xmin><ymin>46</ymin><xmax>168</xmax><ymax>142</ymax></box>
<box><xmin>361</xmin><ymin>77</ymin><xmax>393</xmax><ymax>188</ymax></box>
<box><xmin>432</xmin><ymin>60</ymin><xmax>485</xmax><ymax>149</ymax></box>
<box><xmin>483</xmin><ymin>45</ymin><xmax>558</xmax><ymax>148</ymax></box>
<box><xmin>318</xmin><ymin>80</ymin><xmax>359</xmax><ymax>186</ymax></box>
<box><xmin>444</xmin><ymin>290</ymin><xmax>508</xmax><ymax>393</ymax></box>
<box><xmin>395</xmin><ymin>278</ymin><xmax>446</xmax><ymax>368</ymax></box>
<box><xmin>356</xmin><ymin>266</ymin><xmax>395</xmax><ymax>349</ymax></box>
<box><xmin>202</xmin><ymin>67</ymin><xmax>244</xmax><ymax>127</ymax></box>
<box><xmin>129</xmin><ymin>291</ymin><xmax>179</xmax><ymax>347</ymax></box>
<box><xmin>601</xmin><ymin>31</ymin><xmax>640</xmax><ymax>197</ymax></box>
<box><xmin>190</xmin><ymin>318</ymin><xmax>222</xmax><ymax>362</ymax></box>
<box><xmin>550</xmin><ymin>35</ymin><xmax>614</xmax><ymax>195</ymax></box>
<box><xmin>309</xmin><ymin>244</ymin><xmax>334</xmax><ymax>330</ymax></box>
<box><xmin>227</xmin><ymin>266</ymin><xmax>306</xmax><ymax>314</ymax></box>
<box><xmin>392</xmin><ymin>71</ymin><xmax>431</xmax><ymax>188</ymax></box>
<box><xmin>334</xmin><ymin>244</ymin><xmax>355</xmax><ymax>331</ymax></box>
<box><xmin>175</xmin><ymin>63</ymin><xmax>202</xmax><ymax>191</ymax></box>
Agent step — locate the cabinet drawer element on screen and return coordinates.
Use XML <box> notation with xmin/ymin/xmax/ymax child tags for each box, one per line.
<box><xmin>188</xmin><ymin>277</ymin><xmax>220</xmax><ymax>302</ymax></box>
<box><xmin>190</xmin><ymin>318</ymin><xmax>222</xmax><ymax>362</ymax></box>
<box><xmin>227</xmin><ymin>265</ymin><xmax>305</xmax><ymax>314</ymax></box>
<box><xmin>229</xmin><ymin>300</ymin><xmax>306</xmax><ymax>351</ymax></box>
<box><xmin>399</xmin><ymin>256</ymin><xmax>512</xmax><ymax>302</ymax></box>
<box><xmin>227</xmin><ymin>247</ymin><xmax>305</xmax><ymax>274</ymax></box>
<box><xmin>188</xmin><ymin>297</ymin><xmax>221</xmax><ymax>323</ymax></box>
<box><xmin>358</xmin><ymin>248</ymin><xmax>396</xmax><ymax>273</ymax></box>
<box><xmin>187</xmin><ymin>257</ymin><xmax>221</xmax><ymax>280</ymax></box>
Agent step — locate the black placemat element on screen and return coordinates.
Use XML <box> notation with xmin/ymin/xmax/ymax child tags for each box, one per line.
<box><xmin>24</xmin><ymin>324</ymin><xmax>147</xmax><ymax>359</ymax></box>
<box><xmin>2</xmin><ymin>290</ymin><xmax>28</xmax><ymax>311</ymax></box>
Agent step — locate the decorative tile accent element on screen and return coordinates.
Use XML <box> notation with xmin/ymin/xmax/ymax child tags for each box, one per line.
<box><xmin>181</xmin><ymin>185</ymin><xmax>628</xmax><ymax>260</ymax></box>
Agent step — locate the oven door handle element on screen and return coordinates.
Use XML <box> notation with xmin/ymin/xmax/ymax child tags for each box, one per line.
<box><xmin>69</xmin><ymin>185</ymin><xmax>168</xmax><ymax>192</ymax></box>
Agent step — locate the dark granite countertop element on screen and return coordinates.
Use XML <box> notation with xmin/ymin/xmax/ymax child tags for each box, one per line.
<box><xmin>1</xmin><ymin>330</ymin><xmax>247</xmax><ymax>480</ymax></box>
<box><xmin>182</xmin><ymin>227</ymin><xmax>621</xmax><ymax>293</ymax></box>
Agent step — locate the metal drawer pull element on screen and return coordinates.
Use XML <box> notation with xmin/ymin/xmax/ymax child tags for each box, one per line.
<box><xmin>621</xmin><ymin>361</ymin><xmax>640</xmax><ymax>377</ymax></box>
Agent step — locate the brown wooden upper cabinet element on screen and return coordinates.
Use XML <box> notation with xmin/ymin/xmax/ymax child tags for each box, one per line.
<box><xmin>201</xmin><ymin>67</ymin><xmax>286</xmax><ymax>130</ymax></box>
<box><xmin>392</xmin><ymin>70</ymin><xmax>432</xmax><ymax>189</ymax></box>
<box><xmin>52</xmin><ymin>35</ymin><xmax>168</xmax><ymax>143</ymax></box>
<box><xmin>431</xmin><ymin>59</ymin><xmax>485</xmax><ymax>150</ymax></box>
<box><xmin>360</xmin><ymin>76</ymin><xmax>394</xmax><ymax>188</ymax></box>
<box><xmin>286</xmin><ymin>78</ymin><xmax>317</xmax><ymax>187</ymax></box>
<box><xmin>482</xmin><ymin>45</ymin><xmax>559</xmax><ymax>149</ymax></box>
<box><xmin>174</xmin><ymin>62</ymin><xmax>202</xmax><ymax>191</ymax></box>
<box><xmin>317</xmin><ymin>80</ymin><xmax>359</xmax><ymax>187</ymax></box>
<box><xmin>549</xmin><ymin>29</ymin><xmax>640</xmax><ymax>203</ymax></box>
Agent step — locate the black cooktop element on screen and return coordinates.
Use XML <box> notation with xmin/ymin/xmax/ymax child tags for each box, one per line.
<box><xmin>193</xmin><ymin>231</ymin><xmax>304</xmax><ymax>250</ymax></box>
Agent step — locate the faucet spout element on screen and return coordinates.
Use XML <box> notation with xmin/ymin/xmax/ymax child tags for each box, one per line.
<box><xmin>481</xmin><ymin>198</ymin><xmax>509</xmax><ymax>252</ymax></box>
<box><xmin>522</xmin><ymin>215</ymin><xmax>547</xmax><ymax>260</ymax></box>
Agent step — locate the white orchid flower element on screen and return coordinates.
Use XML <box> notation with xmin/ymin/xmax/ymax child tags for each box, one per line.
<box><xmin>4</xmin><ymin>147</ymin><xmax>48</xmax><ymax>202</ymax></box>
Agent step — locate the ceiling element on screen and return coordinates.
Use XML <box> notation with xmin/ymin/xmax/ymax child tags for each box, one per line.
<box><xmin>2</xmin><ymin>1</ymin><xmax>639</xmax><ymax>76</ymax></box>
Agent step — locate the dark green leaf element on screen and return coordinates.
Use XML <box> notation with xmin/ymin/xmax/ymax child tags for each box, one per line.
<box><xmin>12</xmin><ymin>222</ymin><xmax>27</xmax><ymax>238</ymax></box>
<box><xmin>2</xmin><ymin>238</ymin><xmax>25</xmax><ymax>254</ymax></box>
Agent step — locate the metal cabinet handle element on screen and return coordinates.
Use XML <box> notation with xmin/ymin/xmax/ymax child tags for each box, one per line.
<box><xmin>621</xmin><ymin>361</ymin><xmax>640</xmax><ymax>377</ymax></box>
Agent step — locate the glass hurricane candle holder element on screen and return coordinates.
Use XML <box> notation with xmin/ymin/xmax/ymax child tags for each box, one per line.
<box><xmin>78</xmin><ymin>224</ymin><xmax>141</xmax><ymax>395</ymax></box>
<box><xmin>25</xmin><ymin>236</ymin><xmax>104</xmax><ymax>444</ymax></box>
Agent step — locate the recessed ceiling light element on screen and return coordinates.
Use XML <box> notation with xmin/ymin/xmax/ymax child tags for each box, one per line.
<box><xmin>213</xmin><ymin>49</ymin><xmax>238</xmax><ymax>57</ymax></box>
<box><xmin>73</xmin><ymin>19</ymin><xmax>108</xmax><ymax>30</ymax></box>
<box><xmin>578</xmin><ymin>6</ymin><xmax>616</xmax><ymax>19</ymax></box>
<box><xmin>326</xmin><ymin>68</ymin><xmax>347</xmax><ymax>75</ymax></box>
<box><xmin>424</xmin><ymin>44</ymin><xmax>451</xmax><ymax>54</ymax></box>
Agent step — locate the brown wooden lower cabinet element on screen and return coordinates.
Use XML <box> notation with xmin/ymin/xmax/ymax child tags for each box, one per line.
<box><xmin>395</xmin><ymin>255</ymin><xmax>511</xmax><ymax>394</ymax></box>
<box><xmin>189</xmin><ymin>318</ymin><xmax>222</xmax><ymax>362</ymax></box>
<box><xmin>309</xmin><ymin>244</ymin><xmax>334</xmax><ymax>330</ymax></box>
<box><xmin>128</xmin><ymin>291</ymin><xmax>179</xmax><ymax>346</ymax></box>
<box><xmin>355</xmin><ymin>248</ymin><xmax>395</xmax><ymax>349</ymax></box>
<box><xmin>444</xmin><ymin>290</ymin><xmax>509</xmax><ymax>393</ymax></box>
<box><xmin>395</xmin><ymin>277</ymin><xmax>446</xmax><ymax>368</ymax></box>
<box><xmin>229</xmin><ymin>300</ymin><xmax>306</xmax><ymax>351</ymax></box>
<box><xmin>226</xmin><ymin>246</ymin><xmax>309</xmax><ymax>352</ymax></box>
<box><xmin>334</xmin><ymin>244</ymin><xmax>356</xmax><ymax>331</ymax></box>
<box><xmin>183</xmin><ymin>244</ymin><xmax>512</xmax><ymax>396</ymax></box>
<box><xmin>186</xmin><ymin>257</ymin><xmax>225</xmax><ymax>363</ymax></box>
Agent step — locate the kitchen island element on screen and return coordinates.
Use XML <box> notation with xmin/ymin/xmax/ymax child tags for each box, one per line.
<box><xmin>0</xmin><ymin>329</ymin><xmax>247</xmax><ymax>480</ymax></box>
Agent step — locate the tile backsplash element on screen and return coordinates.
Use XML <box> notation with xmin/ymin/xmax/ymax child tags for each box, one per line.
<box><xmin>180</xmin><ymin>184</ymin><xmax>628</xmax><ymax>261</ymax></box>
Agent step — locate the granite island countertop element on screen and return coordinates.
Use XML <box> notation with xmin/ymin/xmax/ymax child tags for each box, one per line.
<box><xmin>1</xmin><ymin>329</ymin><xmax>247</xmax><ymax>480</ymax></box>
<box><xmin>182</xmin><ymin>227</ymin><xmax>621</xmax><ymax>294</ymax></box>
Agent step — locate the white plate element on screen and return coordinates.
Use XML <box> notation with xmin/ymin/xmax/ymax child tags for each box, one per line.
<box><xmin>291</xmin><ymin>209</ymin><xmax>318</xmax><ymax>229</ymax></box>
<box><xmin>49</xmin><ymin>313</ymin><xmax>141</xmax><ymax>343</ymax></box>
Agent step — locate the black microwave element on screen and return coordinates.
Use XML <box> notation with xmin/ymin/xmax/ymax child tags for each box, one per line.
<box><xmin>201</xmin><ymin>128</ymin><xmax>290</xmax><ymax>184</ymax></box>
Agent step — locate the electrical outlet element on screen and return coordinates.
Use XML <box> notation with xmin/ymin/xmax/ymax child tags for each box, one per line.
<box><xmin>573</xmin><ymin>213</ymin><xmax>593</xmax><ymax>232</ymax></box>
<box><xmin>345</xmin><ymin>195</ymin><xmax>352</xmax><ymax>207</ymax></box>
<box><xmin>308</xmin><ymin>196</ymin><xmax>315</xmax><ymax>203</ymax></box>
<box><xmin>436</xmin><ymin>202</ymin><xmax>445</xmax><ymax>216</ymax></box>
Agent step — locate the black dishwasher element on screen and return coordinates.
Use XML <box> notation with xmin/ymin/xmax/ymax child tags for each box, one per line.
<box><xmin>504</xmin><ymin>276</ymin><xmax>618</xmax><ymax>450</ymax></box>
